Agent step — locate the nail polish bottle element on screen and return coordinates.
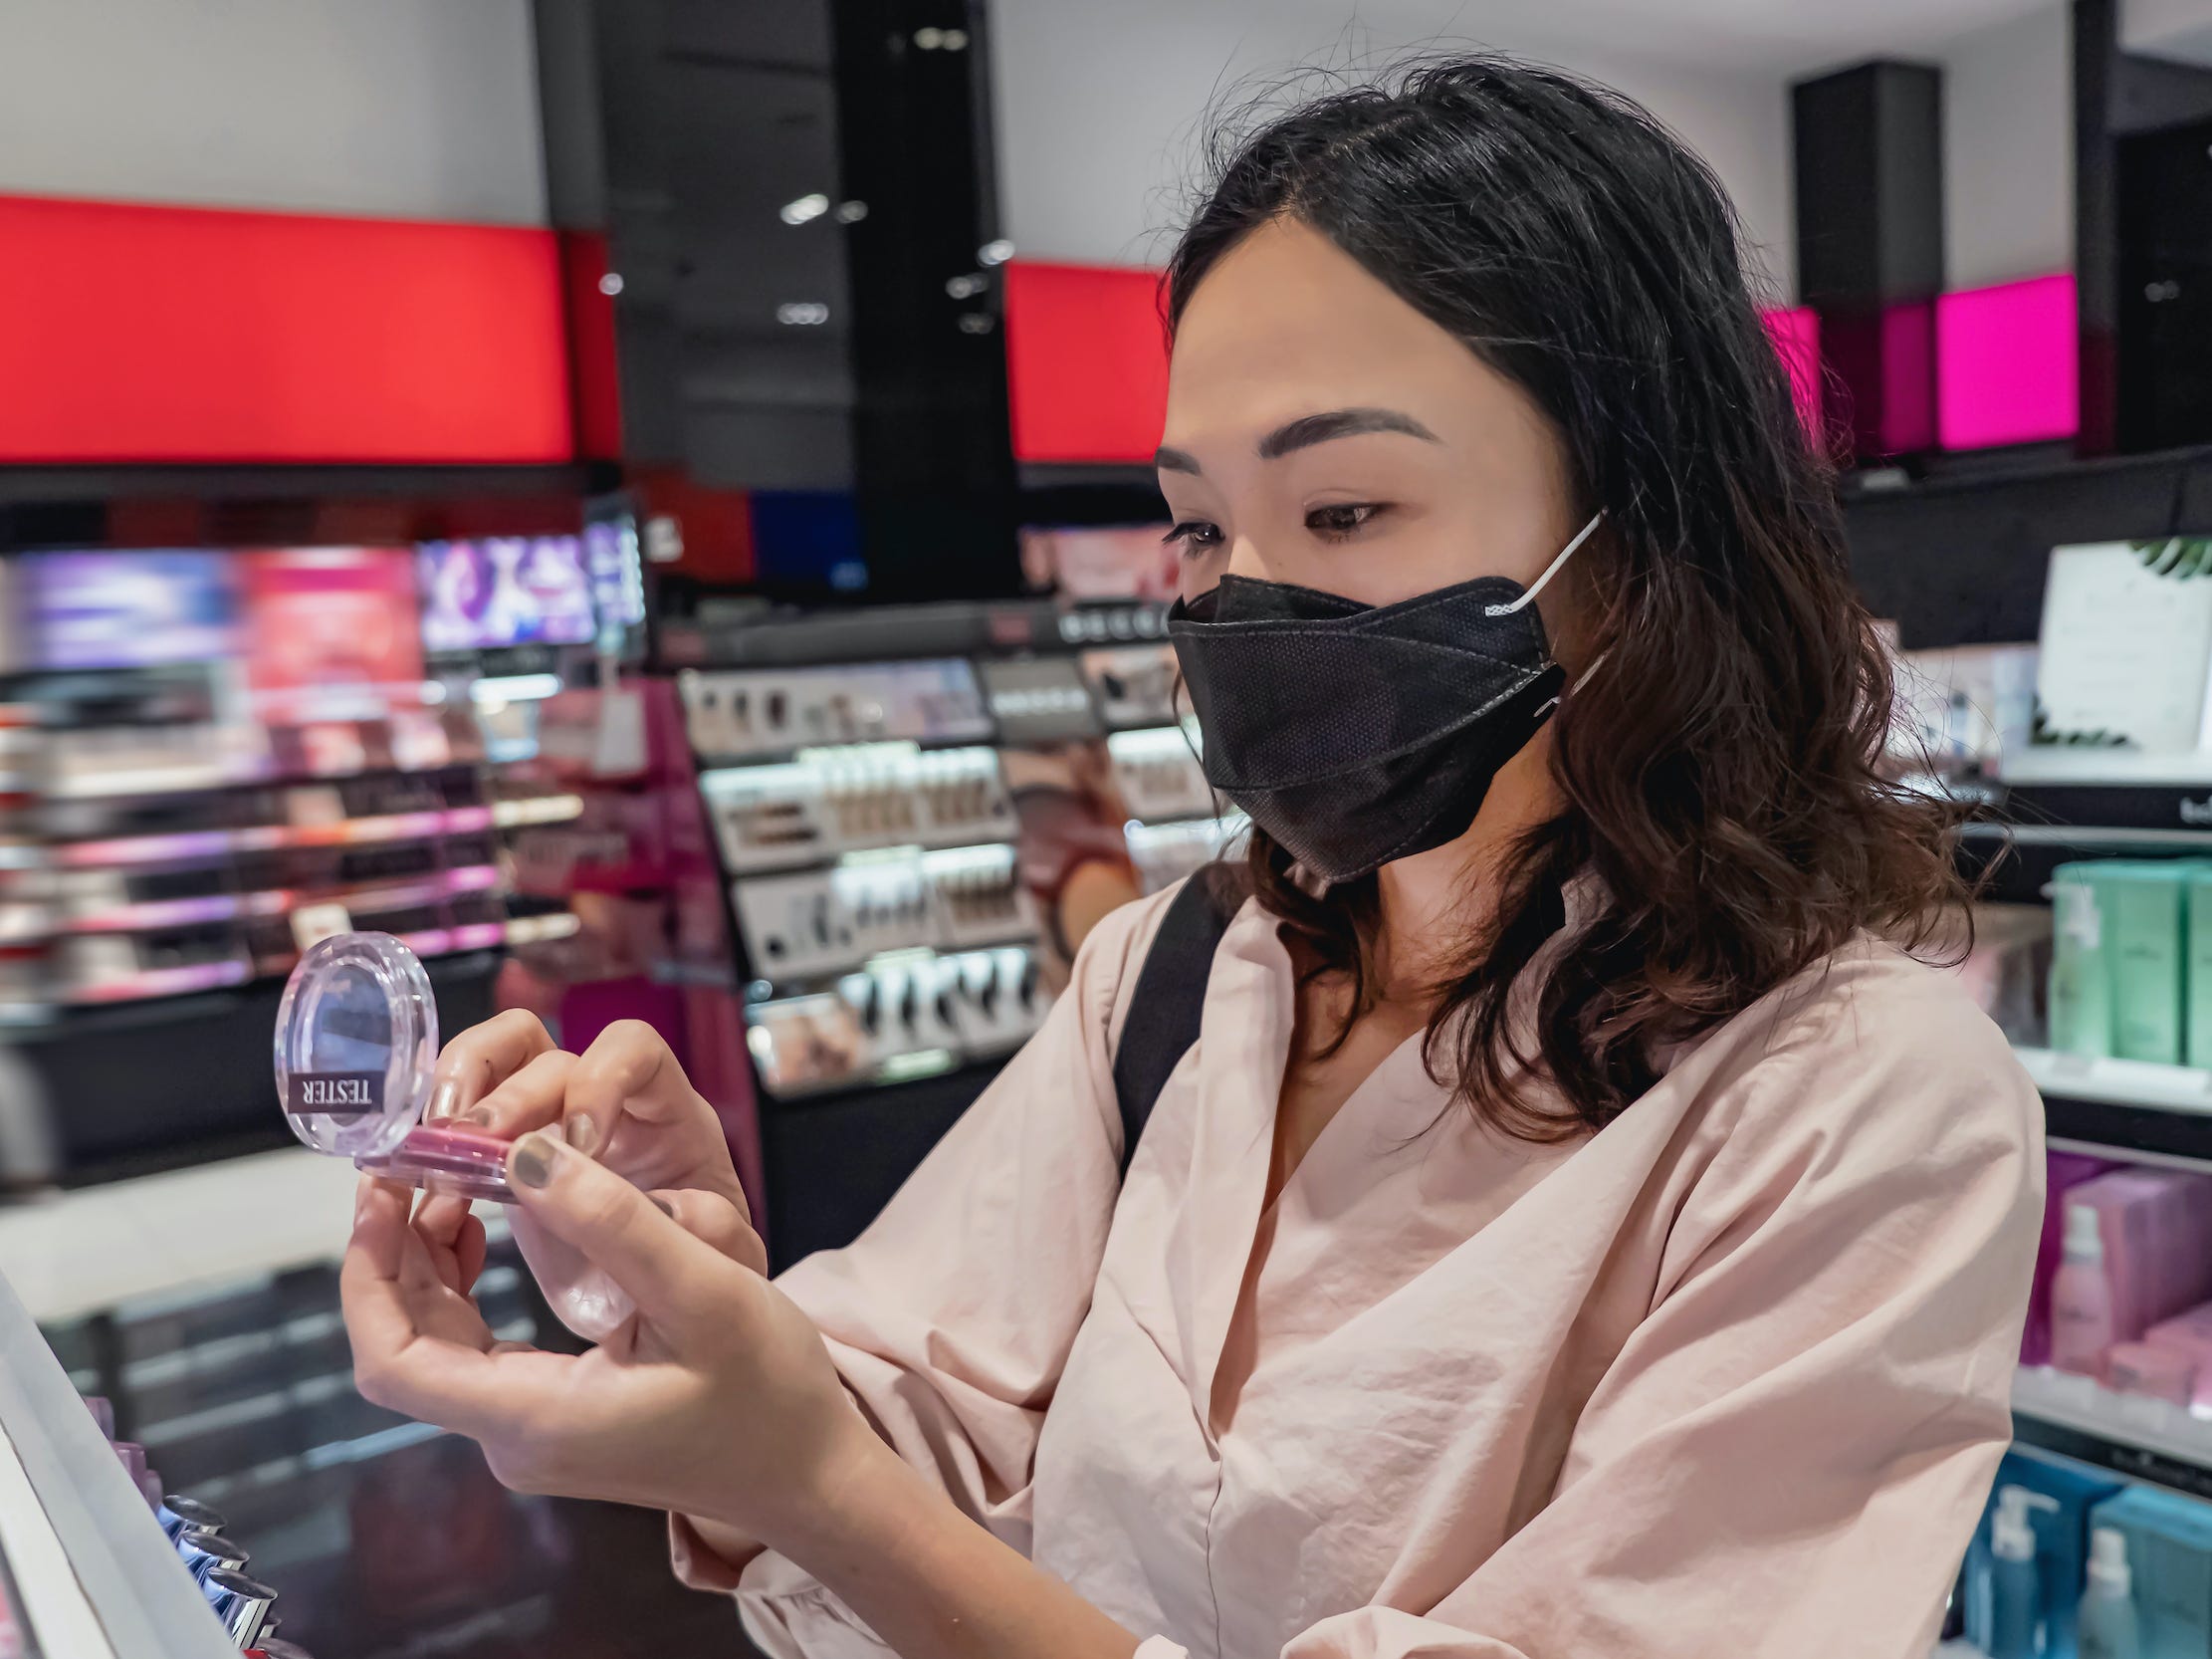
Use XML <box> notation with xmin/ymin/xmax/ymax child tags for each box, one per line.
<box><xmin>273</xmin><ymin>932</ymin><xmax>515</xmax><ymax>1202</ymax></box>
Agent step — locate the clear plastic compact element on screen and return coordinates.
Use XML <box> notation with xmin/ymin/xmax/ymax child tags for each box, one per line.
<box><xmin>274</xmin><ymin>932</ymin><xmax>516</xmax><ymax>1202</ymax></box>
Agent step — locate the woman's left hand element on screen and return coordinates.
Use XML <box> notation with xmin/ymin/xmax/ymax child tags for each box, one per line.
<box><xmin>341</xmin><ymin>1130</ymin><xmax>873</xmax><ymax>1541</ymax></box>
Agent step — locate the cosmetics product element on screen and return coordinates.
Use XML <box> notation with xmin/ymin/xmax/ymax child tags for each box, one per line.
<box><xmin>203</xmin><ymin>1568</ymin><xmax>277</xmax><ymax>1648</ymax></box>
<box><xmin>177</xmin><ymin>1527</ymin><xmax>248</xmax><ymax>1583</ymax></box>
<box><xmin>275</xmin><ymin>931</ymin><xmax>637</xmax><ymax>1338</ymax></box>
<box><xmin>2097</xmin><ymin>862</ymin><xmax>2187</xmax><ymax>1065</ymax></box>
<box><xmin>2187</xmin><ymin>865</ymin><xmax>2212</xmax><ymax>1068</ymax></box>
<box><xmin>111</xmin><ymin>1440</ymin><xmax>146</xmax><ymax>1487</ymax></box>
<box><xmin>1987</xmin><ymin>1487</ymin><xmax>2056</xmax><ymax>1659</ymax></box>
<box><xmin>2026</xmin><ymin>1153</ymin><xmax>2120</xmax><ymax>1367</ymax></box>
<box><xmin>2051</xmin><ymin>863</ymin><xmax>2113</xmax><ymax>1059</ymax></box>
<box><xmin>1965</xmin><ymin>1452</ymin><xmax>2122</xmax><ymax>1659</ymax></box>
<box><xmin>83</xmin><ymin>1394</ymin><xmax>114</xmax><ymax>1439</ymax></box>
<box><xmin>2053</xmin><ymin>1202</ymin><xmax>2118</xmax><ymax>1376</ymax></box>
<box><xmin>2106</xmin><ymin>1340</ymin><xmax>2197</xmax><ymax>1408</ymax></box>
<box><xmin>274</xmin><ymin>931</ymin><xmax>511</xmax><ymax>1201</ymax></box>
<box><xmin>156</xmin><ymin>1493</ymin><xmax>226</xmax><ymax>1541</ymax></box>
<box><xmin>2092</xmin><ymin>1487</ymin><xmax>2212</xmax><ymax>1659</ymax></box>
<box><xmin>2065</xmin><ymin>1170</ymin><xmax>2212</xmax><ymax>1352</ymax></box>
<box><xmin>2079</xmin><ymin>1526</ymin><xmax>2142</xmax><ymax>1659</ymax></box>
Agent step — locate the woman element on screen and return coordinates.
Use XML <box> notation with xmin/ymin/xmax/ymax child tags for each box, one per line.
<box><xmin>343</xmin><ymin>57</ymin><xmax>2041</xmax><ymax>1658</ymax></box>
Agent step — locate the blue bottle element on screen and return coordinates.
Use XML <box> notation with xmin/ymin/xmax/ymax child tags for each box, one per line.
<box><xmin>1989</xmin><ymin>1486</ymin><xmax>2059</xmax><ymax>1659</ymax></box>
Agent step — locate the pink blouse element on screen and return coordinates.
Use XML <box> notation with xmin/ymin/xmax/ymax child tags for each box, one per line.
<box><xmin>679</xmin><ymin>884</ymin><xmax>2043</xmax><ymax>1657</ymax></box>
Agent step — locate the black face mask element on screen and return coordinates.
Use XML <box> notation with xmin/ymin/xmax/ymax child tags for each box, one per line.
<box><xmin>1167</xmin><ymin>514</ymin><xmax>1600</xmax><ymax>885</ymax></box>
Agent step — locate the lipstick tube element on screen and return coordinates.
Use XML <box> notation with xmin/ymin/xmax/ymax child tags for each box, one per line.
<box><xmin>156</xmin><ymin>1494</ymin><xmax>226</xmax><ymax>1540</ymax></box>
<box><xmin>178</xmin><ymin>1527</ymin><xmax>249</xmax><ymax>1584</ymax></box>
<box><xmin>203</xmin><ymin>1568</ymin><xmax>277</xmax><ymax>1648</ymax></box>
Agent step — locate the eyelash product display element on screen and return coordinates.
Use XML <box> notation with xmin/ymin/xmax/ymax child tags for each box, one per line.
<box><xmin>732</xmin><ymin>844</ymin><xmax>1040</xmax><ymax>981</ymax></box>
<box><xmin>922</xmin><ymin>843</ymin><xmax>1036</xmax><ymax>948</ymax></box>
<box><xmin>701</xmin><ymin>744</ymin><xmax>1015</xmax><ymax>875</ymax></box>
<box><xmin>666</xmin><ymin>601</ymin><xmax>1208</xmax><ymax>1121</ymax></box>
<box><xmin>680</xmin><ymin>660</ymin><xmax>993</xmax><ymax>761</ymax></box>
<box><xmin>1124</xmin><ymin>814</ymin><xmax>1252</xmax><ymax>895</ymax></box>
<box><xmin>1079</xmin><ymin>644</ymin><xmax>1183</xmax><ymax>728</ymax></box>
<box><xmin>1105</xmin><ymin>726</ymin><xmax>1216</xmax><ymax>822</ymax></box>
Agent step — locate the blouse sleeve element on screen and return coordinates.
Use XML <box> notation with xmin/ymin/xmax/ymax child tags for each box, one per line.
<box><xmin>673</xmin><ymin>888</ymin><xmax>1178</xmax><ymax>1658</ymax></box>
<box><xmin>1265</xmin><ymin>969</ymin><xmax>2044</xmax><ymax>1659</ymax></box>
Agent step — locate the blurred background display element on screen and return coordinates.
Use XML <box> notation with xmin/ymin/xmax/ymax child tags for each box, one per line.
<box><xmin>6</xmin><ymin>0</ymin><xmax>2212</xmax><ymax>1655</ymax></box>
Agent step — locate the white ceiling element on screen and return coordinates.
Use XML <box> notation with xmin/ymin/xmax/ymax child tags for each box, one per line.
<box><xmin>1277</xmin><ymin>0</ymin><xmax>2062</xmax><ymax>75</ymax></box>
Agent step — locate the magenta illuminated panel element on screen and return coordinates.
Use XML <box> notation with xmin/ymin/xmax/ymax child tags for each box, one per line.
<box><xmin>1760</xmin><ymin>306</ymin><xmax>1822</xmax><ymax>435</ymax></box>
<box><xmin>1936</xmin><ymin>273</ymin><xmax>2079</xmax><ymax>450</ymax></box>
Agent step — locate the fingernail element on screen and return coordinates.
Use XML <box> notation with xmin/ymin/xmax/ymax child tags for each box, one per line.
<box><xmin>425</xmin><ymin>1081</ymin><xmax>462</xmax><ymax>1123</ymax></box>
<box><xmin>651</xmin><ymin>1195</ymin><xmax>675</xmax><ymax>1220</ymax></box>
<box><xmin>453</xmin><ymin>1105</ymin><xmax>494</xmax><ymax>1128</ymax></box>
<box><xmin>564</xmin><ymin>1114</ymin><xmax>599</xmax><ymax>1156</ymax></box>
<box><xmin>511</xmin><ymin>1130</ymin><xmax>561</xmax><ymax>1191</ymax></box>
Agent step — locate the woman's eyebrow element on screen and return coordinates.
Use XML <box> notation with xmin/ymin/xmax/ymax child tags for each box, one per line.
<box><xmin>1155</xmin><ymin>407</ymin><xmax>1439</xmax><ymax>475</ymax></box>
<box><xmin>1258</xmin><ymin>407</ymin><xmax>1439</xmax><ymax>458</ymax></box>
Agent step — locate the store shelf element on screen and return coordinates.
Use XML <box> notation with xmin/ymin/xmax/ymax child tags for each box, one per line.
<box><xmin>61</xmin><ymin>862</ymin><xmax>503</xmax><ymax>935</ymax></box>
<box><xmin>1997</xmin><ymin>749</ymin><xmax>2212</xmax><ymax>787</ymax></box>
<box><xmin>2017</xmin><ymin>1046</ymin><xmax>2212</xmax><ymax>1164</ymax></box>
<box><xmin>0</xmin><ymin>1273</ymin><xmax>237</xmax><ymax>1659</ymax></box>
<box><xmin>61</xmin><ymin>959</ymin><xmax>253</xmax><ymax>1006</ymax></box>
<box><xmin>45</xmin><ymin>794</ymin><xmax>578</xmax><ymax>874</ymax></box>
<box><xmin>0</xmin><ymin>1148</ymin><xmax>354</xmax><ymax>1324</ymax></box>
<box><xmin>2012</xmin><ymin>1364</ymin><xmax>2212</xmax><ymax>1501</ymax></box>
<box><xmin>52</xmin><ymin>914</ymin><xmax>570</xmax><ymax>1012</ymax></box>
<box><xmin>2017</xmin><ymin>1047</ymin><xmax>2212</xmax><ymax>1113</ymax></box>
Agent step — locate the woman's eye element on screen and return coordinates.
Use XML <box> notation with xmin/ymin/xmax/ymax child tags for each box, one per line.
<box><xmin>1305</xmin><ymin>503</ymin><xmax>1388</xmax><ymax>540</ymax></box>
<box><xmin>1163</xmin><ymin>520</ymin><xmax>1224</xmax><ymax>557</ymax></box>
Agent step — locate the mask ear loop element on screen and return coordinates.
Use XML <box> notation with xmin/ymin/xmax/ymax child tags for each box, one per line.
<box><xmin>1483</xmin><ymin>511</ymin><xmax>1605</xmax><ymax>618</ymax></box>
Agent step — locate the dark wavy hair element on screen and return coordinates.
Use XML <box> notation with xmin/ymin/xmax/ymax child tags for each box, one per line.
<box><xmin>1166</xmin><ymin>56</ymin><xmax>1967</xmax><ymax>1141</ymax></box>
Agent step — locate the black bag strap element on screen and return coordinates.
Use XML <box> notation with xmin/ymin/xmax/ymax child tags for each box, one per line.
<box><xmin>1110</xmin><ymin>862</ymin><xmax>1242</xmax><ymax>1179</ymax></box>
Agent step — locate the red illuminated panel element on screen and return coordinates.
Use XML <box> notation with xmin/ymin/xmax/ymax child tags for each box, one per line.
<box><xmin>559</xmin><ymin>228</ymin><xmax>623</xmax><ymax>461</ymax></box>
<box><xmin>1003</xmin><ymin>261</ymin><xmax>1169</xmax><ymax>465</ymax></box>
<box><xmin>1937</xmin><ymin>272</ymin><xmax>2079</xmax><ymax>450</ymax></box>
<box><xmin>0</xmin><ymin>193</ymin><xmax>572</xmax><ymax>464</ymax></box>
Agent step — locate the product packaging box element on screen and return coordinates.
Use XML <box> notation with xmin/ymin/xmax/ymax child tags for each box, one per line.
<box><xmin>2050</xmin><ymin>863</ymin><xmax>2113</xmax><ymax>1059</ymax></box>
<box><xmin>2143</xmin><ymin>1301</ymin><xmax>2212</xmax><ymax>1414</ymax></box>
<box><xmin>2106</xmin><ymin>1339</ymin><xmax>2197</xmax><ymax>1406</ymax></box>
<box><xmin>2091</xmin><ymin>1486</ymin><xmax>2212</xmax><ymax>1659</ymax></box>
<box><xmin>2026</xmin><ymin>1151</ymin><xmax>2121</xmax><ymax>1367</ymax></box>
<box><xmin>2095</xmin><ymin>862</ymin><xmax>2188</xmax><ymax>1065</ymax></box>
<box><xmin>1964</xmin><ymin>1451</ymin><xmax>2122</xmax><ymax>1659</ymax></box>
<box><xmin>2187</xmin><ymin>865</ymin><xmax>2212</xmax><ymax>1068</ymax></box>
<box><xmin>2068</xmin><ymin>1169</ymin><xmax>2212</xmax><ymax>1352</ymax></box>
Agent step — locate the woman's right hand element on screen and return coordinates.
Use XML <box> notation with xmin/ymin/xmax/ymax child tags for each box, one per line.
<box><xmin>418</xmin><ymin>1013</ymin><xmax>767</xmax><ymax>1305</ymax></box>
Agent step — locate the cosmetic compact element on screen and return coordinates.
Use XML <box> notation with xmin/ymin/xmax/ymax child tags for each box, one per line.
<box><xmin>276</xmin><ymin>931</ymin><xmax>639</xmax><ymax>1339</ymax></box>
<box><xmin>274</xmin><ymin>932</ymin><xmax>514</xmax><ymax>1202</ymax></box>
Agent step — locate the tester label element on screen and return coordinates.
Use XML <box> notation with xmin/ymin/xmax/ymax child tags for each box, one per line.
<box><xmin>287</xmin><ymin>1072</ymin><xmax>383</xmax><ymax>1119</ymax></box>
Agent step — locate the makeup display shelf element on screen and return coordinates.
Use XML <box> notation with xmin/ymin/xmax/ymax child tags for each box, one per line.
<box><xmin>2012</xmin><ymin>1363</ymin><xmax>2212</xmax><ymax>1504</ymax></box>
<box><xmin>0</xmin><ymin>1265</ymin><xmax>242</xmax><ymax>1659</ymax></box>
<box><xmin>2018</xmin><ymin>1046</ymin><xmax>2212</xmax><ymax>1168</ymax></box>
<box><xmin>659</xmin><ymin>598</ymin><xmax>1244</xmax><ymax>1267</ymax></box>
<box><xmin>0</xmin><ymin>1150</ymin><xmax>759</xmax><ymax>1659</ymax></box>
